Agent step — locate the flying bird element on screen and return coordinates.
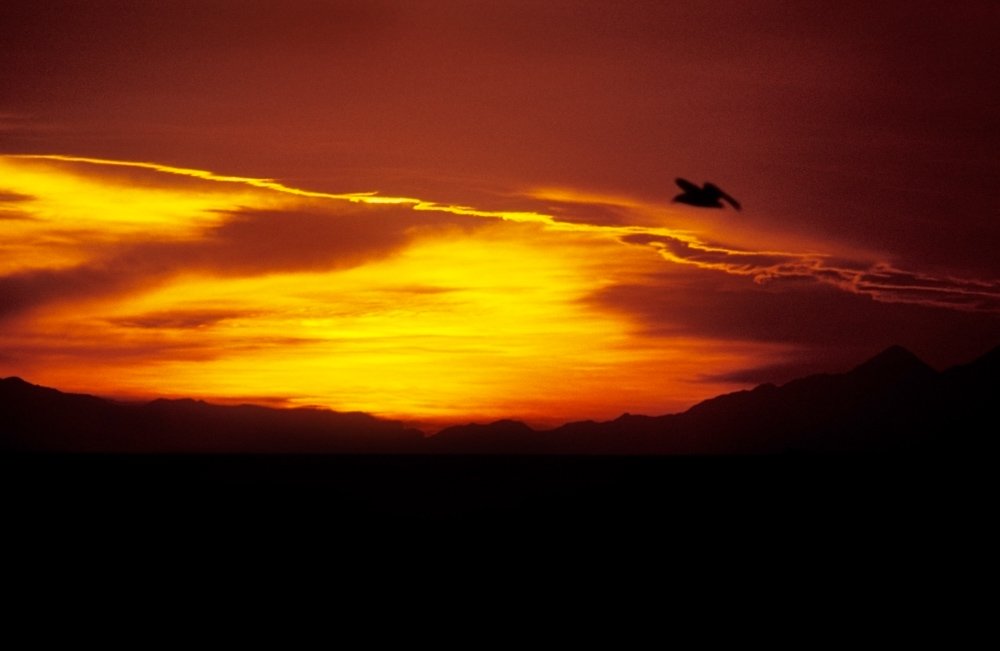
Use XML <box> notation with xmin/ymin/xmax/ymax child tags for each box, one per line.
<box><xmin>672</xmin><ymin>178</ymin><xmax>741</xmax><ymax>211</ymax></box>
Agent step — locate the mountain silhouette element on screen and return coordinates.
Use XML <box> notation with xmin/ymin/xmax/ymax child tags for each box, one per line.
<box><xmin>421</xmin><ymin>344</ymin><xmax>995</xmax><ymax>454</ymax></box>
<box><xmin>0</xmin><ymin>378</ymin><xmax>422</xmax><ymax>453</ymax></box>
<box><xmin>1</xmin><ymin>344</ymin><xmax>995</xmax><ymax>453</ymax></box>
<box><xmin>845</xmin><ymin>344</ymin><xmax>934</xmax><ymax>381</ymax></box>
<box><xmin>430</xmin><ymin>419</ymin><xmax>539</xmax><ymax>452</ymax></box>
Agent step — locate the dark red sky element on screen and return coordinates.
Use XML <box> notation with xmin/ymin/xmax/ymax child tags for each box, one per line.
<box><xmin>3</xmin><ymin>2</ymin><xmax>997</xmax><ymax>269</ymax></box>
<box><xmin>1</xmin><ymin>1</ymin><xmax>998</xmax><ymax>421</ymax></box>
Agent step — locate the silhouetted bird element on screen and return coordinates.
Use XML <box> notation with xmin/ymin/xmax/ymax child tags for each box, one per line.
<box><xmin>673</xmin><ymin>178</ymin><xmax>741</xmax><ymax>211</ymax></box>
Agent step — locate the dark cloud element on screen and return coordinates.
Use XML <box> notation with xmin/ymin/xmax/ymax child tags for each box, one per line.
<box><xmin>0</xmin><ymin>190</ymin><xmax>35</xmax><ymax>221</ymax></box>
<box><xmin>4</xmin><ymin>326</ymin><xmax>321</xmax><ymax>369</ymax></box>
<box><xmin>591</xmin><ymin>270</ymin><xmax>1000</xmax><ymax>369</ymax></box>
<box><xmin>624</xmin><ymin>234</ymin><xmax>800</xmax><ymax>273</ymax></box>
<box><xmin>541</xmin><ymin>201</ymin><xmax>635</xmax><ymax>227</ymax></box>
<box><xmin>699</xmin><ymin>359</ymin><xmax>854</xmax><ymax>386</ymax></box>
<box><xmin>1</xmin><ymin>2</ymin><xmax>996</xmax><ymax>279</ymax></box>
<box><xmin>0</xmin><ymin>189</ymin><xmax>33</xmax><ymax>202</ymax></box>
<box><xmin>0</xmin><ymin>265</ymin><xmax>136</xmax><ymax>320</ymax></box>
<box><xmin>0</xmin><ymin>209</ymin><xmax>37</xmax><ymax>220</ymax></box>
<box><xmin>0</xmin><ymin>112</ymin><xmax>38</xmax><ymax>133</ymax></box>
<box><xmin>849</xmin><ymin>264</ymin><xmax>1000</xmax><ymax>310</ymax></box>
<box><xmin>378</xmin><ymin>285</ymin><xmax>457</xmax><ymax>296</ymax></box>
<box><xmin>142</xmin><ymin>206</ymin><xmax>411</xmax><ymax>275</ymax></box>
<box><xmin>620</xmin><ymin>233</ymin><xmax>1000</xmax><ymax>313</ymax></box>
<box><xmin>0</xmin><ymin>202</ymin><xmax>479</xmax><ymax>319</ymax></box>
<box><xmin>109</xmin><ymin>309</ymin><xmax>258</xmax><ymax>330</ymax></box>
<box><xmin>194</xmin><ymin>204</ymin><xmax>476</xmax><ymax>274</ymax></box>
<box><xmin>3</xmin><ymin>334</ymin><xmax>222</xmax><ymax>364</ymax></box>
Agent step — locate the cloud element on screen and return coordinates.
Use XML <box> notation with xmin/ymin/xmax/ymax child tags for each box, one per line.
<box><xmin>0</xmin><ymin>210</ymin><xmax>37</xmax><ymax>221</ymax></box>
<box><xmin>3</xmin><ymin>315</ymin><xmax>323</xmax><ymax>372</ymax></box>
<box><xmin>591</xmin><ymin>268</ymin><xmax>1000</xmax><ymax>369</ymax></box>
<box><xmin>108</xmin><ymin>308</ymin><xmax>258</xmax><ymax>330</ymax></box>
<box><xmin>190</xmin><ymin>207</ymin><xmax>419</xmax><ymax>273</ymax></box>
<box><xmin>14</xmin><ymin>154</ymin><xmax>996</xmax><ymax>314</ymax></box>
<box><xmin>698</xmin><ymin>359</ymin><xmax>851</xmax><ymax>386</ymax></box>
<box><xmin>0</xmin><ymin>112</ymin><xmax>33</xmax><ymax>132</ymax></box>
<box><xmin>0</xmin><ymin>203</ymin><xmax>478</xmax><ymax>320</ymax></box>
<box><xmin>2</xmin><ymin>329</ymin><xmax>225</xmax><ymax>365</ymax></box>
<box><xmin>0</xmin><ymin>189</ymin><xmax>33</xmax><ymax>202</ymax></box>
<box><xmin>620</xmin><ymin>233</ymin><xmax>1000</xmax><ymax>313</ymax></box>
<box><xmin>0</xmin><ymin>266</ymin><xmax>135</xmax><ymax>320</ymax></box>
<box><xmin>0</xmin><ymin>191</ymin><xmax>35</xmax><ymax>220</ymax></box>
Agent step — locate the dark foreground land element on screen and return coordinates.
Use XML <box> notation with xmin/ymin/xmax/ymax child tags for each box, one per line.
<box><xmin>2</xmin><ymin>344</ymin><xmax>993</xmax><ymax>559</ymax></box>
<box><xmin>3</xmin><ymin>452</ymin><xmax>978</xmax><ymax>530</ymax></box>
<box><xmin>4</xmin><ymin>452</ymin><xmax>987</xmax><ymax>598</ymax></box>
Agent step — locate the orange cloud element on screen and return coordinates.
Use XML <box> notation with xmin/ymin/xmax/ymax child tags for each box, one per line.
<box><xmin>1</xmin><ymin>154</ymin><xmax>997</xmax><ymax>426</ymax></box>
<box><xmin>619</xmin><ymin>233</ymin><xmax>1000</xmax><ymax>313</ymax></box>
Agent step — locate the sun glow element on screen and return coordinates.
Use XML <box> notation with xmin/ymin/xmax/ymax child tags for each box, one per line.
<box><xmin>0</xmin><ymin>154</ymin><xmax>796</xmax><ymax>426</ymax></box>
<box><xmin>96</xmin><ymin>229</ymin><xmax>632</xmax><ymax>418</ymax></box>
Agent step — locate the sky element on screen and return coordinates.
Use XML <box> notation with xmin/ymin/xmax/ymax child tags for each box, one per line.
<box><xmin>1</xmin><ymin>1</ymin><xmax>998</xmax><ymax>428</ymax></box>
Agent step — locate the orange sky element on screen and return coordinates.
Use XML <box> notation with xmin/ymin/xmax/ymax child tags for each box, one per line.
<box><xmin>1</xmin><ymin>2</ymin><xmax>998</xmax><ymax>427</ymax></box>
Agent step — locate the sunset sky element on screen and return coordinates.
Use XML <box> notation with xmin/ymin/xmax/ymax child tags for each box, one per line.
<box><xmin>1</xmin><ymin>1</ymin><xmax>998</xmax><ymax>428</ymax></box>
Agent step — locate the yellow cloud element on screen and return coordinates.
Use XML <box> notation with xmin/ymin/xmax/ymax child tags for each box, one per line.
<box><xmin>6</xmin><ymin>154</ymin><xmax>989</xmax><ymax>427</ymax></box>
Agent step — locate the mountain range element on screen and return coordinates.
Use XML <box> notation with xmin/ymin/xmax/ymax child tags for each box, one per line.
<box><xmin>2</xmin><ymin>344</ymin><xmax>996</xmax><ymax>453</ymax></box>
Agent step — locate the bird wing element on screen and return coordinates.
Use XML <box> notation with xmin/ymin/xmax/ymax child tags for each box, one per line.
<box><xmin>719</xmin><ymin>191</ymin><xmax>741</xmax><ymax>211</ymax></box>
<box><xmin>675</xmin><ymin>178</ymin><xmax>700</xmax><ymax>193</ymax></box>
<box><xmin>704</xmin><ymin>183</ymin><xmax>741</xmax><ymax>211</ymax></box>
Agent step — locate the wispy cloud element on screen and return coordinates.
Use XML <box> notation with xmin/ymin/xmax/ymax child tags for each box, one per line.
<box><xmin>1</xmin><ymin>154</ymin><xmax>997</xmax><ymax>422</ymax></box>
<box><xmin>621</xmin><ymin>233</ymin><xmax>1000</xmax><ymax>313</ymax></box>
<box><xmin>108</xmin><ymin>308</ymin><xmax>259</xmax><ymax>330</ymax></box>
<box><xmin>0</xmin><ymin>112</ymin><xmax>31</xmax><ymax>131</ymax></box>
<box><xmin>0</xmin><ymin>189</ymin><xmax>33</xmax><ymax>202</ymax></box>
<box><xmin>5</xmin><ymin>153</ymin><xmax>998</xmax><ymax>321</ymax></box>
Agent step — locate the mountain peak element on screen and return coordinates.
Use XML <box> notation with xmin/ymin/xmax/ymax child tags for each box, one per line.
<box><xmin>968</xmin><ymin>344</ymin><xmax>1000</xmax><ymax>370</ymax></box>
<box><xmin>1</xmin><ymin>376</ymin><xmax>31</xmax><ymax>386</ymax></box>
<box><xmin>849</xmin><ymin>345</ymin><xmax>933</xmax><ymax>379</ymax></box>
<box><xmin>431</xmin><ymin>419</ymin><xmax>536</xmax><ymax>445</ymax></box>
